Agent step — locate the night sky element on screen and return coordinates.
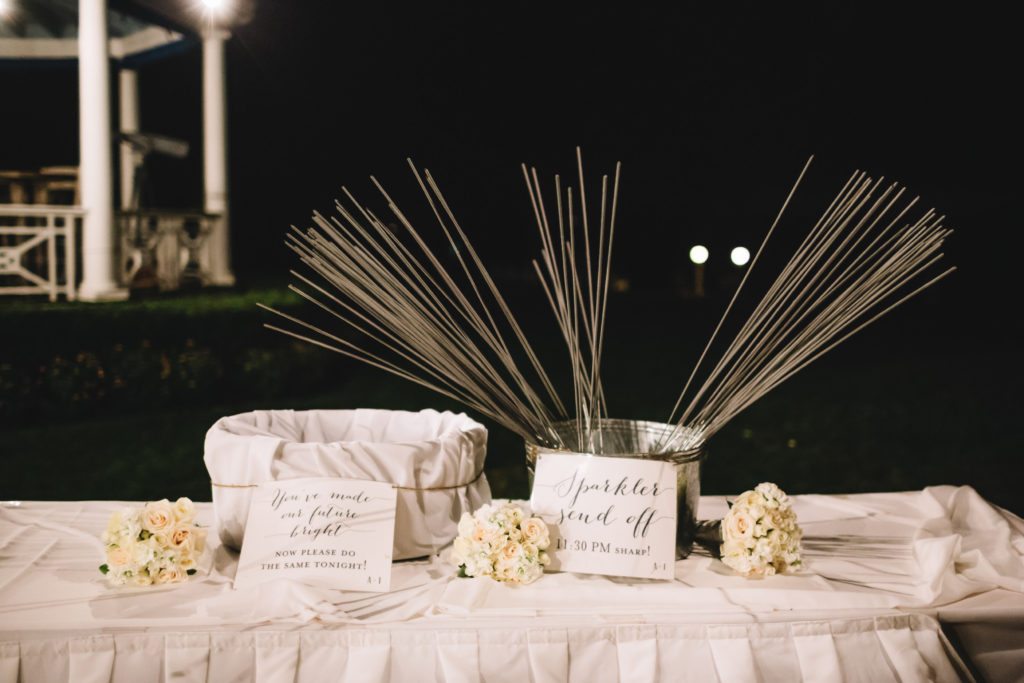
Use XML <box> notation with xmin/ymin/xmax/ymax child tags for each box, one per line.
<box><xmin>2</xmin><ymin>3</ymin><xmax>1018</xmax><ymax>330</ymax></box>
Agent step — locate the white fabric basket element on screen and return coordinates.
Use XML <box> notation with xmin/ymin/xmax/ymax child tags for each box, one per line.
<box><xmin>204</xmin><ymin>409</ymin><xmax>490</xmax><ymax>560</ymax></box>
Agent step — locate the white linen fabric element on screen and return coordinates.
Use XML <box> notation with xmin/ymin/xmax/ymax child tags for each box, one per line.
<box><xmin>1</xmin><ymin>487</ymin><xmax>1022</xmax><ymax>681</ymax></box>
<box><xmin>439</xmin><ymin>486</ymin><xmax>1024</xmax><ymax>617</ymax></box>
<box><xmin>204</xmin><ymin>409</ymin><xmax>491</xmax><ymax>560</ymax></box>
<box><xmin>1</xmin><ymin>616</ymin><xmax>961</xmax><ymax>683</ymax></box>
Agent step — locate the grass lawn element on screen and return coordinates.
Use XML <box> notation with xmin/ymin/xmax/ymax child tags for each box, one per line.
<box><xmin>3</xmin><ymin>285</ymin><xmax>1020</xmax><ymax>515</ymax></box>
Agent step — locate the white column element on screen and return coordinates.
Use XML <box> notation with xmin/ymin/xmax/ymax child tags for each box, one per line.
<box><xmin>119</xmin><ymin>68</ymin><xmax>139</xmax><ymax>210</ymax></box>
<box><xmin>202</xmin><ymin>28</ymin><xmax>235</xmax><ymax>286</ymax></box>
<box><xmin>77</xmin><ymin>0</ymin><xmax>127</xmax><ymax>301</ymax></box>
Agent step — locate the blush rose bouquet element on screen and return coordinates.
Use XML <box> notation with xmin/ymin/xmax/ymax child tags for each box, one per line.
<box><xmin>99</xmin><ymin>498</ymin><xmax>207</xmax><ymax>586</ymax></box>
<box><xmin>720</xmin><ymin>482</ymin><xmax>802</xmax><ymax>578</ymax></box>
<box><xmin>451</xmin><ymin>502</ymin><xmax>551</xmax><ymax>584</ymax></box>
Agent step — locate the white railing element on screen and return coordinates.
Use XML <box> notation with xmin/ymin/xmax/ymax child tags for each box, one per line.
<box><xmin>119</xmin><ymin>210</ymin><xmax>220</xmax><ymax>291</ymax></box>
<box><xmin>0</xmin><ymin>205</ymin><xmax>81</xmax><ymax>302</ymax></box>
<box><xmin>0</xmin><ymin>207</ymin><xmax>221</xmax><ymax>300</ymax></box>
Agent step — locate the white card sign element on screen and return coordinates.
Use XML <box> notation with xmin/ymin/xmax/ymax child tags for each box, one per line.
<box><xmin>529</xmin><ymin>453</ymin><xmax>677</xmax><ymax>580</ymax></box>
<box><xmin>234</xmin><ymin>477</ymin><xmax>396</xmax><ymax>592</ymax></box>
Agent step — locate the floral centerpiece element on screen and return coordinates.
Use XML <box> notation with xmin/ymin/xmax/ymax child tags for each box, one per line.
<box><xmin>720</xmin><ymin>482</ymin><xmax>803</xmax><ymax>578</ymax></box>
<box><xmin>451</xmin><ymin>502</ymin><xmax>551</xmax><ymax>584</ymax></box>
<box><xmin>99</xmin><ymin>498</ymin><xmax>207</xmax><ymax>586</ymax></box>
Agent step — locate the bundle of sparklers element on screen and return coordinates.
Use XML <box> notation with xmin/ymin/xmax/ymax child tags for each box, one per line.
<box><xmin>263</xmin><ymin>151</ymin><xmax>954</xmax><ymax>454</ymax></box>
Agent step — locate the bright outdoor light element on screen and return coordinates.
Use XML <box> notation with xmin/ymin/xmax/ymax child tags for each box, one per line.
<box><xmin>197</xmin><ymin>0</ymin><xmax>230</xmax><ymax>17</ymax></box>
<box><xmin>194</xmin><ymin>0</ymin><xmax>233</xmax><ymax>25</ymax></box>
<box><xmin>0</xmin><ymin>0</ymin><xmax>13</xmax><ymax>20</ymax></box>
<box><xmin>730</xmin><ymin>246</ymin><xmax>751</xmax><ymax>266</ymax></box>
<box><xmin>689</xmin><ymin>245</ymin><xmax>709</xmax><ymax>265</ymax></box>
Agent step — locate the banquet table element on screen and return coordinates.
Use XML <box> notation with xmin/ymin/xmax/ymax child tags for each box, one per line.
<box><xmin>2</xmin><ymin>486</ymin><xmax>1023</xmax><ymax>682</ymax></box>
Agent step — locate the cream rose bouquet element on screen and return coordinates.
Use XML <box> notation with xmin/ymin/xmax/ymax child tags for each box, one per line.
<box><xmin>99</xmin><ymin>498</ymin><xmax>207</xmax><ymax>586</ymax></box>
<box><xmin>451</xmin><ymin>503</ymin><xmax>551</xmax><ymax>584</ymax></box>
<box><xmin>720</xmin><ymin>483</ymin><xmax>802</xmax><ymax>578</ymax></box>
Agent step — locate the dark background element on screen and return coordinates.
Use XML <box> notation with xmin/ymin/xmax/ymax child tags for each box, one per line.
<box><xmin>3</xmin><ymin>4</ymin><xmax>1017</xmax><ymax>293</ymax></box>
<box><xmin>2</xmin><ymin>3</ymin><xmax>1021</xmax><ymax>511</ymax></box>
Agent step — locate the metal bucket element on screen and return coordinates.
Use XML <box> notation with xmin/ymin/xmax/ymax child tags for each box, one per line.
<box><xmin>526</xmin><ymin>419</ymin><xmax>706</xmax><ymax>559</ymax></box>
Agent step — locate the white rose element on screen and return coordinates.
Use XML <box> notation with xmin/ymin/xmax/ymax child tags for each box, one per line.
<box><xmin>747</xmin><ymin>503</ymin><xmax>766</xmax><ymax>522</ymax></box>
<box><xmin>104</xmin><ymin>507</ymin><xmax>142</xmax><ymax>543</ymax></box>
<box><xmin>755</xmin><ymin>482</ymin><xmax>789</xmax><ymax>508</ymax></box>
<box><xmin>105</xmin><ymin>511</ymin><xmax>125</xmax><ymax>538</ymax></box>
<box><xmin>722</xmin><ymin>551</ymin><xmax>753</xmax><ymax>576</ymax></box>
<box><xmin>472</xmin><ymin>520</ymin><xmax>501</xmax><ymax>544</ymax></box>
<box><xmin>154</xmin><ymin>567</ymin><xmax>186</xmax><ymax>584</ymax></box>
<box><xmin>106</xmin><ymin>545</ymin><xmax>132</xmax><ymax>567</ymax></box>
<box><xmin>724</xmin><ymin>509</ymin><xmax>755</xmax><ymax>542</ymax></box>
<box><xmin>521</xmin><ymin>517</ymin><xmax>550</xmax><ymax>549</ymax></box>
<box><xmin>494</xmin><ymin>561</ymin><xmax>516</xmax><ymax>582</ymax></box>
<box><xmin>457</xmin><ymin>513</ymin><xmax>475</xmax><ymax>538</ymax></box>
<box><xmin>131</xmin><ymin>537</ymin><xmax>158</xmax><ymax>565</ymax></box>
<box><xmin>464</xmin><ymin>554</ymin><xmax>494</xmax><ymax>578</ymax></box>
<box><xmin>142</xmin><ymin>500</ymin><xmax>175</xmax><ymax>534</ymax></box>
<box><xmin>502</xmin><ymin>504</ymin><xmax>524</xmax><ymax>526</ymax></box>
<box><xmin>500</xmin><ymin>540</ymin><xmax>523</xmax><ymax>561</ymax></box>
<box><xmin>732</xmin><ymin>491</ymin><xmax>760</xmax><ymax>508</ymax></box>
<box><xmin>484</xmin><ymin>522</ymin><xmax>505</xmax><ymax>544</ymax></box>
<box><xmin>451</xmin><ymin>536</ymin><xmax>473</xmax><ymax>565</ymax></box>
<box><xmin>172</xmin><ymin>498</ymin><xmax>196</xmax><ymax>523</ymax></box>
<box><xmin>169</xmin><ymin>525</ymin><xmax>195</xmax><ymax>550</ymax></box>
<box><xmin>721</xmin><ymin>537</ymin><xmax>747</xmax><ymax>558</ymax></box>
<box><xmin>755</xmin><ymin>542</ymin><xmax>775</xmax><ymax>565</ymax></box>
<box><xmin>490</xmin><ymin>509</ymin><xmax>507</xmax><ymax>525</ymax></box>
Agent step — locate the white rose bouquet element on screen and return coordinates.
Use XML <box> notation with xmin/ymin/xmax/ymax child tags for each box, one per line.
<box><xmin>99</xmin><ymin>498</ymin><xmax>207</xmax><ymax>586</ymax></box>
<box><xmin>720</xmin><ymin>482</ymin><xmax>802</xmax><ymax>578</ymax></box>
<box><xmin>451</xmin><ymin>503</ymin><xmax>551</xmax><ymax>585</ymax></box>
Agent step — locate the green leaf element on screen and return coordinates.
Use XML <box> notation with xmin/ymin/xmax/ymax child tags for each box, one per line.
<box><xmin>99</xmin><ymin>564</ymin><xmax>109</xmax><ymax>574</ymax></box>
<box><xmin>457</xmin><ymin>564</ymin><xmax>468</xmax><ymax>578</ymax></box>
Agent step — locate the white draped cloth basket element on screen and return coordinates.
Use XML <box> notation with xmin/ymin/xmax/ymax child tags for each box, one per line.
<box><xmin>204</xmin><ymin>409</ymin><xmax>490</xmax><ymax>560</ymax></box>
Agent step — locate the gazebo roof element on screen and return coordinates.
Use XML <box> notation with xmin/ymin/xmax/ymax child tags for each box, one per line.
<box><xmin>0</xmin><ymin>0</ymin><xmax>254</xmax><ymax>64</ymax></box>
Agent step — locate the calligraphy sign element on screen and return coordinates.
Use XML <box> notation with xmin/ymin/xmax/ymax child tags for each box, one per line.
<box><xmin>235</xmin><ymin>477</ymin><xmax>396</xmax><ymax>592</ymax></box>
<box><xmin>530</xmin><ymin>453</ymin><xmax>677</xmax><ymax>580</ymax></box>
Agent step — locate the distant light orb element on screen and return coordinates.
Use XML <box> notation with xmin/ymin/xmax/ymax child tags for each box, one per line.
<box><xmin>730</xmin><ymin>246</ymin><xmax>751</xmax><ymax>266</ymax></box>
<box><xmin>688</xmin><ymin>245</ymin><xmax>709</xmax><ymax>265</ymax></box>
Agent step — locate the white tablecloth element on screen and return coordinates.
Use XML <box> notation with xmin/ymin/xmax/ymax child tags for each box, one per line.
<box><xmin>2</xmin><ymin>486</ymin><xmax>1022</xmax><ymax>682</ymax></box>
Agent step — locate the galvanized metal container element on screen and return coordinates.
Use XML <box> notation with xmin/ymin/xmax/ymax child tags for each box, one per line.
<box><xmin>526</xmin><ymin>419</ymin><xmax>706</xmax><ymax>559</ymax></box>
